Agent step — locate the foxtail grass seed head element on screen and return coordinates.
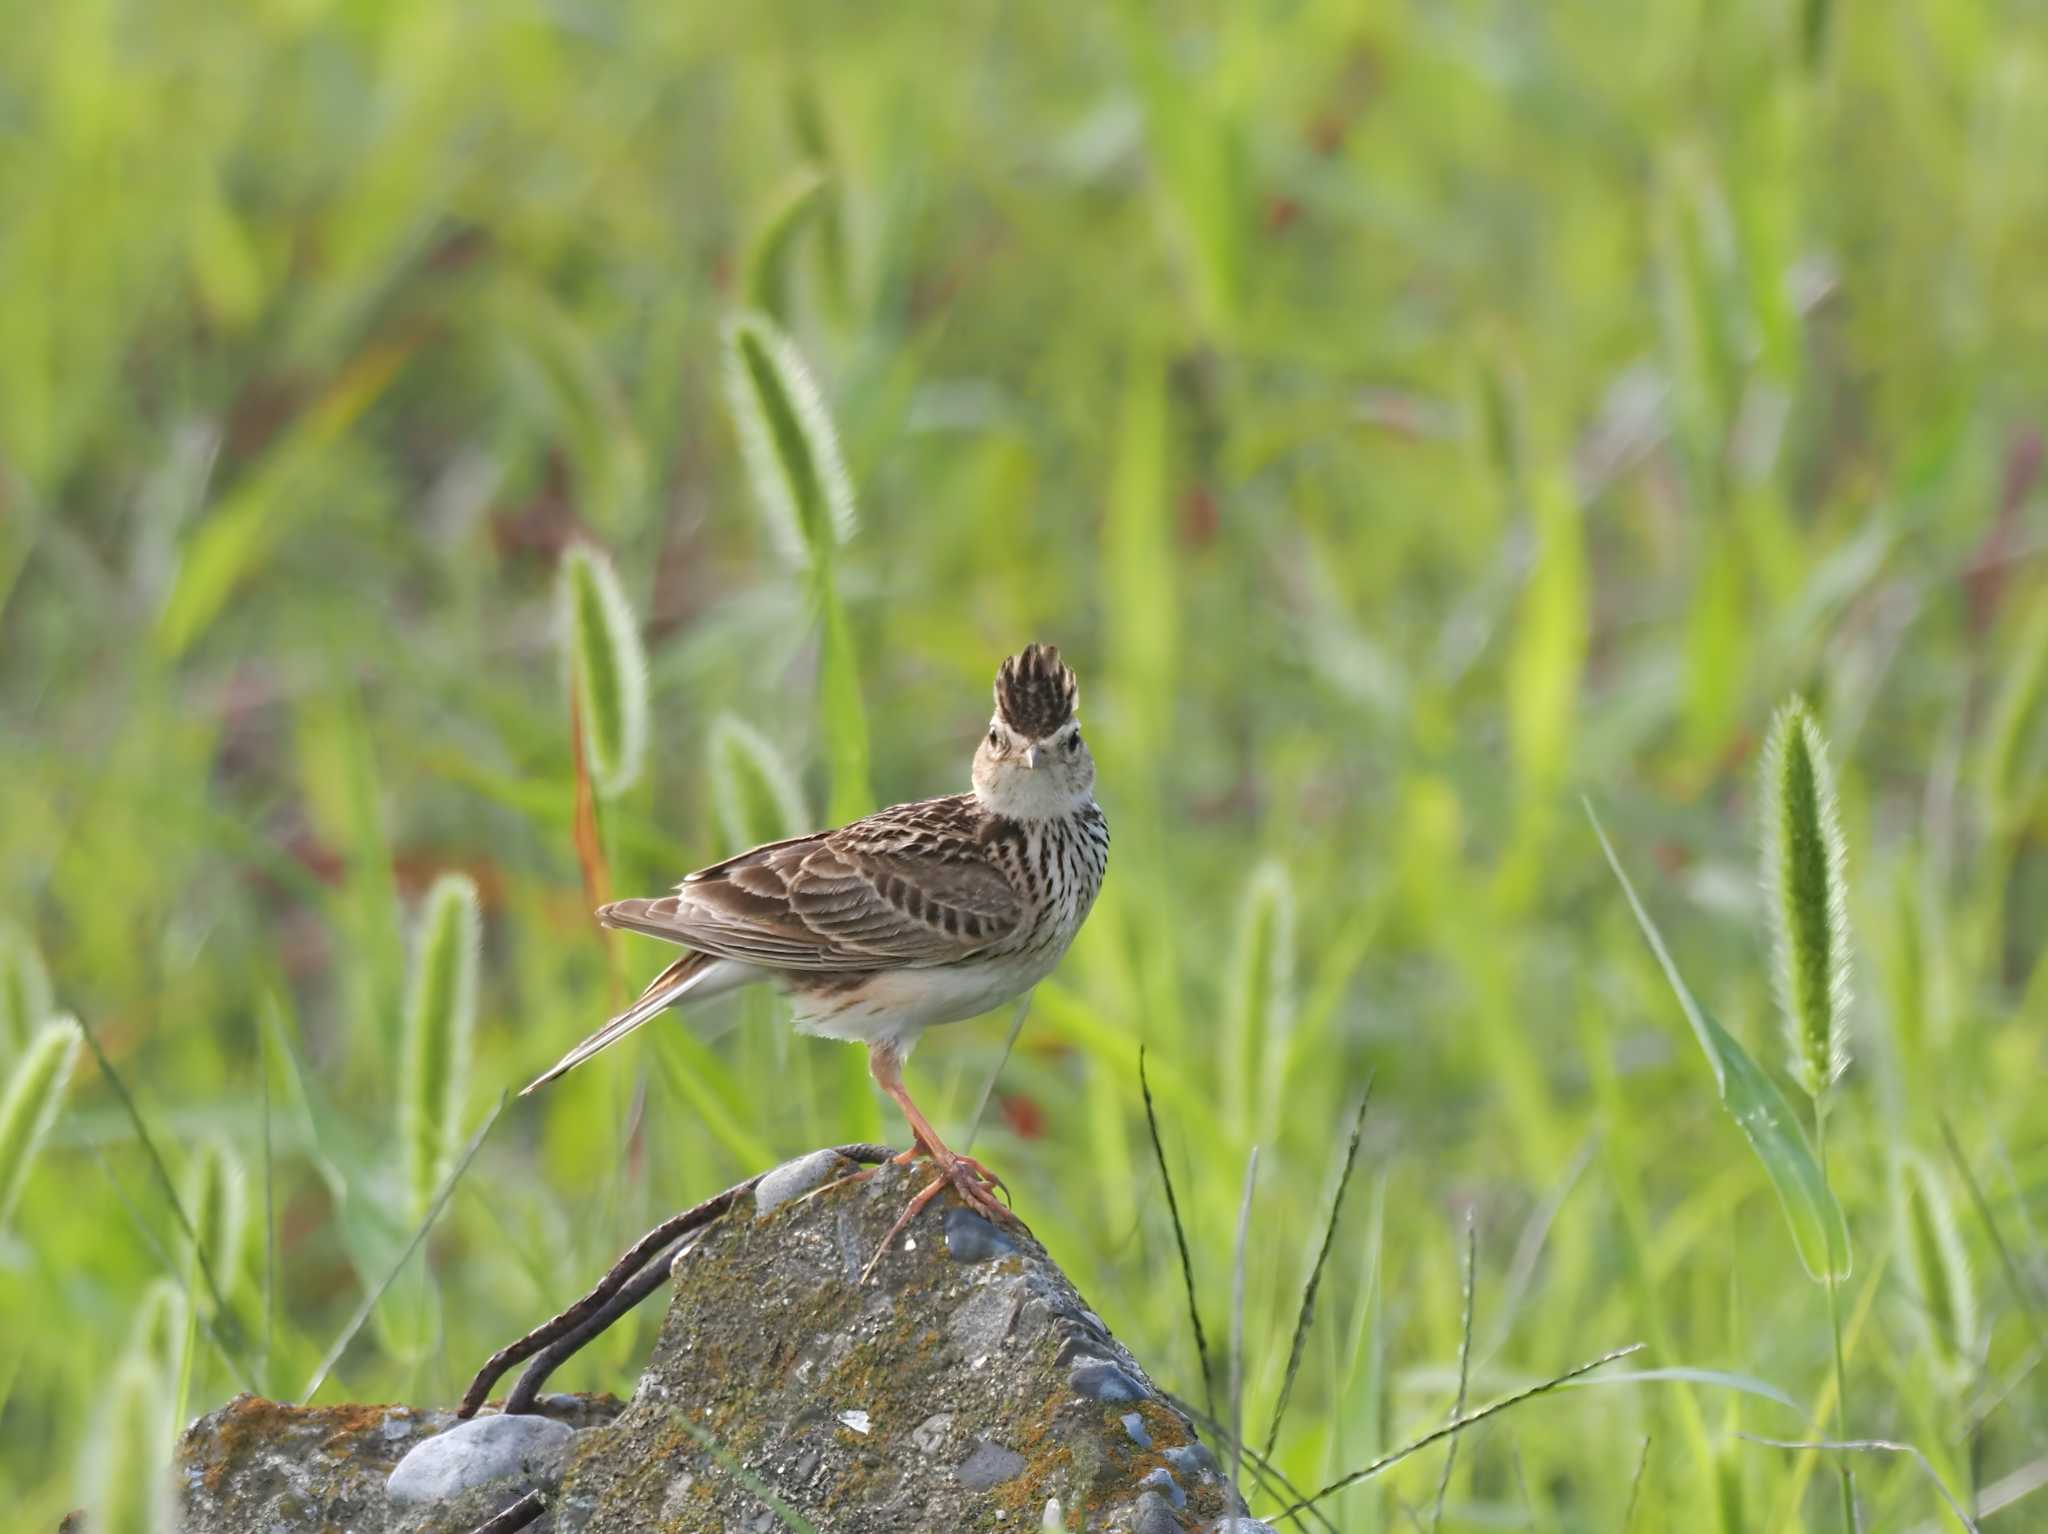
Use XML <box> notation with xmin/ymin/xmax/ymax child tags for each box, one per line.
<box><xmin>0</xmin><ymin>1015</ymin><xmax>82</xmax><ymax>1232</ymax></box>
<box><xmin>126</xmin><ymin>1277</ymin><xmax>188</xmax><ymax>1371</ymax></box>
<box><xmin>182</xmin><ymin>1137</ymin><xmax>249</xmax><ymax>1304</ymax></box>
<box><xmin>722</xmin><ymin>312</ymin><xmax>856</xmax><ymax>566</ymax></box>
<box><xmin>0</xmin><ymin>922</ymin><xmax>54</xmax><ymax>1057</ymax></box>
<box><xmin>1761</xmin><ymin>698</ymin><xmax>1853</xmax><ymax>1101</ymax></box>
<box><xmin>84</xmin><ymin>1353</ymin><xmax>171</xmax><ymax>1534</ymax></box>
<box><xmin>1898</xmin><ymin>1152</ymin><xmax>1977</xmax><ymax>1380</ymax></box>
<box><xmin>710</xmin><ymin>713</ymin><xmax>809</xmax><ymax>852</ymax></box>
<box><xmin>559</xmin><ymin>542</ymin><xmax>649</xmax><ymax>798</ymax></box>
<box><xmin>399</xmin><ymin>875</ymin><xmax>481</xmax><ymax>1220</ymax></box>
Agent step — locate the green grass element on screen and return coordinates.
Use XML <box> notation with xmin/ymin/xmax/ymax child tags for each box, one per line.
<box><xmin>4</xmin><ymin>1</ymin><xmax>2048</xmax><ymax>1527</ymax></box>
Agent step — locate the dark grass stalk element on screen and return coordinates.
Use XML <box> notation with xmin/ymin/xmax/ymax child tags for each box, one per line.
<box><xmin>76</xmin><ymin>1015</ymin><xmax>249</xmax><ymax>1372</ymax></box>
<box><xmin>91</xmin><ymin>1143</ymin><xmax>254</xmax><ymax>1392</ymax></box>
<box><xmin>1139</xmin><ymin>1047</ymin><xmax>1216</xmax><ymax>1422</ymax></box>
<box><xmin>1263</xmin><ymin>1082</ymin><xmax>1372</xmax><ymax>1458</ymax></box>
<box><xmin>1818</xmin><ymin>1116</ymin><xmax>1857</xmax><ymax>1534</ymax></box>
<box><xmin>301</xmin><ymin>1095</ymin><xmax>503</xmax><ymax>1403</ymax></box>
<box><xmin>1623</xmin><ymin>1435</ymin><xmax>1652</xmax><ymax>1529</ymax></box>
<box><xmin>1430</xmin><ymin>1216</ymin><xmax>1478</xmax><ymax>1531</ymax></box>
<box><xmin>1279</xmin><ymin>1343</ymin><xmax>1643</xmax><ymax>1518</ymax></box>
<box><xmin>1939</xmin><ymin>1116</ymin><xmax>2046</xmax><ymax>1351</ymax></box>
<box><xmin>261</xmin><ymin>1033</ymin><xmax>277</xmax><ymax>1397</ymax></box>
<box><xmin>1739</xmin><ymin>1435</ymin><xmax>1978</xmax><ymax>1533</ymax></box>
<box><xmin>1169</xmin><ymin>1392</ymin><xmax>1341</xmax><ymax>1534</ymax></box>
<box><xmin>1229</xmin><ymin>1144</ymin><xmax>1260</xmax><ymax>1508</ymax></box>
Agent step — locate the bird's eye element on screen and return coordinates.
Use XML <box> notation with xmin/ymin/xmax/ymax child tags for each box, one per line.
<box><xmin>1066</xmin><ymin>732</ymin><xmax>1082</xmax><ymax>754</ymax></box>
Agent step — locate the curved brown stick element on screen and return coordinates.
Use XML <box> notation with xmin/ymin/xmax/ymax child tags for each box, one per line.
<box><xmin>503</xmin><ymin>1239</ymin><xmax>685</xmax><ymax>1413</ymax></box>
<box><xmin>457</xmin><ymin>1144</ymin><xmax>897</xmax><ymax>1418</ymax></box>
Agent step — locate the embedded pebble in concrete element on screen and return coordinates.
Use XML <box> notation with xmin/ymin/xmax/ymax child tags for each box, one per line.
<box><xmin>1069</xmin><ymin>1358</ymin><xmax>1148</xmax><ymax>1404</ymax></box>
<box><xmin>754</xmin><ymin>1149</ymin><xmax>852</xmax><ymax>1214</ymax></box>
<box><xmin>955</xmin><ymin>1439</ymin><xmax>1029</xmax><ymax>1490</ymax></box>
<box><xmin>944</xmin><ymin>1206</ymin><xmax>1023</xmax><ymax>1262</ymax></box>
<box><xmin>1139</xmin><ymin>1466</ymin><xmax>1186</xmax><ymax>1509</ymax></box>
<box><xmin>1165</xmin><ymin>1441</ymin><xmax>1221</xmax><ymax>1482</ymax></box>
<box><xmin>1121</xmin><ymin>1411</ymin><xmax>1152</xmax><ymax>1449</ymax></box>
<box><xmin>385</xmin><ymin>1413</ymin><xmax>575</xmax><ymax>1504</ymax></box>
<box><xmin>1133</xmin><ymin>1490</ymin><xmax>1185</xmax><ymax>1534</ymax></box>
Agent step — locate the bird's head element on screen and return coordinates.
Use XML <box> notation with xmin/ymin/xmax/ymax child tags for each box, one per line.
<box><xmin>972</xmin><ymin>643</ymin><xmax>1094</xmax><ymax>818</ymax></box>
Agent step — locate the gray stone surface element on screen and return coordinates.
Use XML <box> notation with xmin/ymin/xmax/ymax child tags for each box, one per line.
<box><xmin>175</xmin><ymin>1393</ymin><xmax>619</xmax><ymax>1534</ymax></box>
<box><xmin>385</xmin><ymin>1412</ymin><xmax>574</xmax><ymax>1503</ymax></box>
<box><xmin>175</xmin><ymin>1155</ymin><xmax>1261</xmax><ymax>1532</ymax></box>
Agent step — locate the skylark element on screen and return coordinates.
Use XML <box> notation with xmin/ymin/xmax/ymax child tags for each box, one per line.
<box><xmin>525</xmin><ymin>644</ymin><xmax>1109</xmax><ymax>1244</ymax></box>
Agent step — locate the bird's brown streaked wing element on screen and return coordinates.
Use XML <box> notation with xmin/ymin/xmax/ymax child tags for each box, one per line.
<box><xmin>599</xmin><ymin>799</ymin><xmax>1023</xmax><ymax>971</ymax></box>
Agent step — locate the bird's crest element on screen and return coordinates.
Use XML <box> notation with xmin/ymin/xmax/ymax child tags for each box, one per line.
<box><xmin>994</xmin><ymin>643</ymin><xmax>1078</xmax><ymax>738</ymax></box>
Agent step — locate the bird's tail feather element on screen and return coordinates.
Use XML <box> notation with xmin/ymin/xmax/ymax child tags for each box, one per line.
<box><xmin>521</xmin><ymin>950</ymin><xmax>719</xmax><ymax>1095</ymax></box>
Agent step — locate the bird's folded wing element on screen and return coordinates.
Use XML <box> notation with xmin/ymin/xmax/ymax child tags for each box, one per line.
<box><xmin>601</xmin><ymin>820</ymin><xmax>1023</xmax><ymax>970</ymax></box>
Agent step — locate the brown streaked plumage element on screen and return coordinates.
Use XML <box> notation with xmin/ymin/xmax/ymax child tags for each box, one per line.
<box><xmin>523</xmin><ymin>644</ymin><xmax>1108</xmax><ymax>1272</ymax></box>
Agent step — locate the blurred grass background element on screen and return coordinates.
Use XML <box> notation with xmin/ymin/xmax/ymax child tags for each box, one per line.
<box><xmin>4</xmin><ymin>0</ymin><xmax>2048</xmax><ymax>1527</ymax></box>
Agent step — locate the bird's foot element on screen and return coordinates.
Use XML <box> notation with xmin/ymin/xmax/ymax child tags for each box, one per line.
<box><xmin>858</xmin><ymin>1147</ymin><xmax>1022</xmax><ymax>1283</ymax></box>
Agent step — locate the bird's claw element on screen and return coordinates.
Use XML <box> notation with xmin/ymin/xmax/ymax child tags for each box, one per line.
<box><xmin>858</xmin><ymin>1149</ymin><xmax>1023</xmax><ymax>1282</ymax></box>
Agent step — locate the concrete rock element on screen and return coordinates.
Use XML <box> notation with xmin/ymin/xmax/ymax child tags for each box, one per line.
<box><xmin>175</xmin><ymin>1394</ymin><xmax>618</xmax><ymax>1534</ymax></box>
<box><xmin>176</xmin><ymin>1157</ymin><xmax>1261</xmax><ymax>1533</ymax></box>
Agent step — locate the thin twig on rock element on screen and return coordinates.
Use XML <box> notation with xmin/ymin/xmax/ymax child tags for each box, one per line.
<box><xmin>468</xmin><ymin>1488</ymin><xmax>546</xmax><ymax>1534</ymax></box>
<box><xmin>458</xmin><ymin>1144</ymin><xmax>896</xmax><ymax>1419</ymax></box>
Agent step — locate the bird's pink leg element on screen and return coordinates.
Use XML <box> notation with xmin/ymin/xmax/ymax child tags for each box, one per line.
<box><xmin>847</xmin><ymin>1042</ymin><xmax>1019</xmax><ymax>1281</ymax></box>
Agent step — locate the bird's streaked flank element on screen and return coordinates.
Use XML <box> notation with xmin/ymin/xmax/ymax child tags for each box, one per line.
<box><xmin>525</xmin><ymin>644</ymin><xmax>1109</xmax><ymax>1263</ymax></box>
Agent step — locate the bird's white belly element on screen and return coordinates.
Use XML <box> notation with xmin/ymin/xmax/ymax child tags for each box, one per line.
<box><xmin>786</xmin><ymin>955</ymin><xmax>1048</xmax><ymax>1051</ymax></box>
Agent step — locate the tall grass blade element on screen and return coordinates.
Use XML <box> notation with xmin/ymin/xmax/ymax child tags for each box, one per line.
<box><xmin>1228</xmin><ymin>1143</ymin><xmax>1260</xmax><ymax>1507</ymax></box>
<box><xmin>1897</xmin><ymin>1152</ymin><xmax>1977</xmax><ymax>1380</ymax></box>
<box><xmin>1623</xmin><ymin>1435</ymin><xmax>1652</xmax><ymax>1530</ymax></box>
<box><xmin>1938</xmin><ymin>1116</ymin><xmax>2047</xmax><ymax>1352</ymax></box>
<box><xmin>75</xmin><ymin>1014</ymin><xmax>250</xmax><ymax>1366</ymax></box>
<box><xmin>1738</xmin><ymin>1435</ymin><xmax>1979</xmax><ymax>1532</ymax></box>
<box><xmin>1430</xmin><ymin>1216</ymin><xmax>1478</xmax><ymax>1531</ymax></box>
<box><xmin>1587</xmin><ymin>801</ymin><xmax>1851</xmax><ymax>1280</ymax></box>
<box><xmin>91</xmin><ymin>1144</ymin><xmax>252</xmax><ymax>1392</ymax></box>
<box><xmin>1263</xmin><ymin>1083</ymin><xmax>1372</xmax><ymax>1456</ymax></box>
<box><xmin>399</xmin><ymin>873</ymin><xmax>482</xmax><ymax>1222</ymax></box>
<box><xmin>814</xmin><ymin>577</ymin><xmax>872</xmax><ymax>824</ymax></box>
<box><xmin>710</xmin><ymin>713</ymin><xmax>808</xmax><ymax>851</ymax></box>
<box><xmin>82</xmin><ymin>1353</ymin><xmax>171</xmax><ymax>1534</ymax></box>
<box><xmin>1224</xmin><ymin>860</ymin><xmax>1294</xmax><ymax>1145</ymax></box>
<box><xmin>1982</xmin><ymin>599</ymin><xmax>2048</xmax><ymax>835</ymax></box>
<box><xmin>0</xmin><ymin>1014</ymin><xmax>81</xmax><ymax>1231</ymax></box>
<box><xmin>0</xmin><ymin>923</ymin><xmax>54</xmax><ymax>1057</ymax></box>
<box><xmin>1762</xmin><ymin>699</ymin><xmax>1853</xmax><ymax>1101</ymax></box>
<box><xmin>745</xmin><ymin>169</ymin><xmax>829</xmax><ymax>320</ymax></box>
<box><xmin>261</xmin><ymin>1022</ymin><xmax>277</xmax><ymax>1395</ymax></box>
<box><xmin>302</xmin><ymin>1094</ymin><xmax>503</xmax><ymax>1403</ymax></box>
<box><xmin>722</xmin><ymin>312</ymin><xmax>855</xmax><ymax>565</ymax></box>
<box><xmin>560</xmin><ymin>541</ymin><xmax>649</xmax><ymax>799</ymax></box>
<box><xmin>1139</xmin><ymin>1047</ymin><xmax>1216</xmax><ymax>1420</ymax></box>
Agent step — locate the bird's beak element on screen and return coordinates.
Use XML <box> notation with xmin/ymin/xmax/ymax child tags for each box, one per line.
<box><xmin>1024</xmin><ymin>744</ymin><xmax>1041</xmax><ymax>770</ymax></box>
